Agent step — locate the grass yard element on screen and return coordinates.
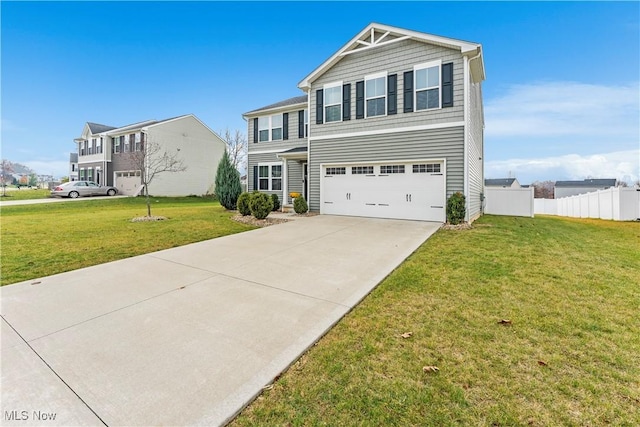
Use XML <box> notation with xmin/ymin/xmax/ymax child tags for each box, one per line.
<box><xmin>231</xmin><ymin>215</ymin><xmax>640</xmax><ymax>426</ymax></box>
<box><xmin>0</xmin><ymin>197</ymin><xmax>255</xmax><ymax>286</ymax></box>
<box><xmin>0</xmin><ymin>188</ymin><xmax>51</xmax><ymax>201</ymax></box>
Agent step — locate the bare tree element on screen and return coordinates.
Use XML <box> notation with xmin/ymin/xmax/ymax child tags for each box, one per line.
<box><xmin>1</xmin><ymin>159</ymin><xmax>14</xmax><ymax>197</ymax></box>
<box><xmin>532</xmin><ymin>180</ymin><xmax>555</xmax><ymax>199</ymax></box>
<box><xmin>125</xmin><ymin>137</ymin><xmax>187</xmax><ymax>217</ymax></box>
<box><xmin>221</xmin><ymin>129</ymin><xmax>247</xmax><ymax>172</ymax></box>
<box><xmin>615</xmin><ymin>180</ymin><xmax>628</xmax><ymax>188</ymax></box>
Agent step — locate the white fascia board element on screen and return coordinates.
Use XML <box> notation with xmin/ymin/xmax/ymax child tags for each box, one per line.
<box><xmin>242</xmin><ymin>102</ymin><xmax>308</xmax><ymax>120</ymax></box>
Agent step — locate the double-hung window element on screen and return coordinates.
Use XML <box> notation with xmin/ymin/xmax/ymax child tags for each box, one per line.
<box><xmin>304</xmin><ymin>109</ymin><xmax>308</xmax><ymax>137</ymax></box>
<box><xmin>324</xmin><ymin>83</ymin><xmax>342</xmax><ymax>123</ymax></box>
<box><xmin>135</xmin><ymin>133</ymin><xmax>141</xmax><ymax>151</ymax></box>
<box><xmin>97</xmin><ymin>138</ymin><xmax>102</xmax><ymax>154</ymax></box>
<box><xmin>271</xmin><ymin>115</ymin><xmax>282</xmax><ymax>141</ymax></box>
<box><xmin>258</xmin><ymin>117</ymin><xmax>269</xmax><ymax>142</ymax></box>
<box><xmin>415</xmin><ymin>61</ymin><xmax>441</xmax><ymax>110</ymax></box>
<box><xmin>258</xmin><ymin>163</ymin><xmax>282</xmax><ymax>191</ymax></box>
<box><xmin>365</xmin><ymin>72</ymin><xmax>386</xmax><ymax>117</ymax></box>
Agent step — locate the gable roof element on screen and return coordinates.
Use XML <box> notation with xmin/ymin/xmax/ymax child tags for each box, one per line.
<box><xmin>87</xmin><ymin>122</ymin><xmax>117</xmax><ymax>134</ymax></box>
<box><xmin>298</xmin><ymin>22</ymin><xmax>485</xmax><ymax>90</ymax></box>
<box><xmin>485</xmin><ymin>178</ymin><xmax>516</xmax><ymax>187</ymax></box>
<box><xmin>243</xmin><ymin>95</ymin><xmax>308</xmax><ymax>117</ymax></box>
<box><xmin>555</xmin><ymin>179</ymin><xmax>617</xmax><ymax>188</ymax></box>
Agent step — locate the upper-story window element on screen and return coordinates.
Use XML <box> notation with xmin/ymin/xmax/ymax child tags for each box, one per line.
<box><xmin>271</xmin><ymin>115</ymin><xmax>282</xmax><ymax>140</ymax></box>
<box><xmin>324</xmin><ymin>82</ymin><xmax>342</xmax><ymax>123</ymax></box>
<box><xmin>258</xmin><ymin>115</ymin><xmax>283</xmax><ymax>142</ymax></box>
<box><xmin>124</xmin><ymin>136</ymin><xmax>130</xmax><ymax>153</ymax></box>
<box><xmin>96</xmin><ymin>138</ymin><xmax>102</xmax><ymax>154</ymax></box>
<box><xmin>365</xmin><ymin>73</ymin><xmax>386</xmax><ymax>117</ymax></box>
<box><xmin>415</xmin><ymin>61</ymin><xmax>441</xmax><ymax>110</ymax></box>
<box><xmin>304</xmin><ymin>109</ymin><xmax>308</xmax><ymax>137</ymax></box>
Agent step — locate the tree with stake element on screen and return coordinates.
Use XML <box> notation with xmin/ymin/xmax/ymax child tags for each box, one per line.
<box><xmin>215</xmin><ymin>150</ymin><xmax>242</xmax><ymax>210</ymax></box>
<box><xmin>125</xmin><ymin>135</ymin><xmax>187</xmax><ymax>218</ymax></box>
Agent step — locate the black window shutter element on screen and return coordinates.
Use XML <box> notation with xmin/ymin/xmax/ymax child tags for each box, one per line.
<box><xmin>253</xmin><ymin>165</ymin><xmax>258</xmax><ymax>191</ymax></box>
<box><xmin>388</xmin><ymin>74</ymin><xmax>397</xmax><ymax>115</ymax></box>
<box><xmin>342</xmin><ymin>84</ymin><xmax>351</xmax><ymax>121</ymax></box>
<box><xmin>355</xmin><ymin>81</ymin><xmax>364</xmax><ymax>119</ymax></box>
<box><xmin>283</xmin><ymin>113</ymin><xmax>289</xmax><ymax>140</ymax></box>
<box><xmin>298</xmin><ymin>110</ymin><xmax>304</xmax><ymax>138</ymax></box>
<box><xmin>253</xmin><ymin>118</ymin><xmax>258</xmax><ymax>143</ymax></box>
<box><xmin>403</xmin><ymin>71</ymin><xmax>414</xmax><ymax>113</ymax></box>
<box><xmin>316</xmin><ymin>89</ymin><xmax>323</xmax><ymax>124</ymax></box>
<box><xmin>442</xmin><ymin>62</ymin><xmax>454</xmax><ymax>108</ymax></box>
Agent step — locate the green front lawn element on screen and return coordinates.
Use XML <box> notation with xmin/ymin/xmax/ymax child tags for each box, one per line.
<box><xmin>0</xmin><ymin>197</ymin><xmax>254</xmax><ymax>285</ymax></box>
<box><xmin>231</xmin><ymin>215</ymin><xmax>640</xmax><ymax>426</ymax></box>
<box><xmin>0</xmin><ymin>188</ymin><xmax>51</xmax><ymax>200</ymax></box>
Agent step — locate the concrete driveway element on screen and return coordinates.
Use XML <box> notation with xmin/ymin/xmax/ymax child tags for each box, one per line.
<box><xmin>1</xmin><ymin>215</ymin><xmax>440</xmax><ymax>426</ymax></box>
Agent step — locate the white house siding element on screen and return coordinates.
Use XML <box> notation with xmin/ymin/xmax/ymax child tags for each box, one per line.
<box><xmin>308</xmin><ymin>126</ymin><xmax>464</xmax><ymax>212</ymax></box>
<box><xmin>466</xmin><ymin>77</ymin><xmax>484</xmax><ymax>221</ymax></box>
<box><xmin>309</xmin><ymin>39</ymin><xmax>465</xmax><ymax>138</ymax></box>
<box><xmin>145</xmin><ymin>116</ymin><xmax>226</xmax><ymax>196</ymax></box>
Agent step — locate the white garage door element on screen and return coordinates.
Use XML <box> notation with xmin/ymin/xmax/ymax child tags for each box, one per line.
<box><xmin>115</xmin><ymin>171</ymin><xmax>141</xmax><ymax>196</ymax></box>
<box><xmin>321</xmin><ymin>161</ymin><xmax>445</xmax><ymax>222</ymax></box>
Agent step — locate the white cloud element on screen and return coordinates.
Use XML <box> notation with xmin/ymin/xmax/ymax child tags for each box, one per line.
<box><xmin>485</xmin><ymin>150</ymin><xmax>640</xmax><ymax>184</ymax></box>
<box><xmin>485</xmin><ymin>81</ymin><xmax>639</xmax><ymax>140</ymax></box>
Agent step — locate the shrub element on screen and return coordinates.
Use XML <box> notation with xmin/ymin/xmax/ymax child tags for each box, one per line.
<box><xmin>236</xmin><ymin>192</ymin><xmax>251</xmax><ymax>216</ymax></box>
<box><xmin>249</xmin><ymin>192</ymin><xmax>273</xmax><ymax>220</ymax></box>
<box><xmin>271</xmin><ymin>193</ymin><xmax>281</xmax><ymax>211</ymax></box>
<box><xmin>447</xmin><ymin>192</ymin><xmax>466</xmax><ymax>224</ymax></box>
<box><xmin>293</xmin><ymin>195</ymin><xmax>308</xmax><ymax>214</ymax></box>
<box><xmin>214</xmin><ymin>150</ymin><xmax>242</xmax><ymax>210</ymax></box>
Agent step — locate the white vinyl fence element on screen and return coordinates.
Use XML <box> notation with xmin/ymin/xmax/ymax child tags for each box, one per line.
<box><xmin>484</xmin><ymin>187</ymin><xmax>535</xmax><ymax>217</ymax></box>
<box><xmin>534</xmin><ymin>187</ymin><xmax>640</xmax><ymax>221</ymax></box>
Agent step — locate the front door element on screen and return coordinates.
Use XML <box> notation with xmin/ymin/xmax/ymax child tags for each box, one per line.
<box><xmin>303</xmin><ymin>162</ymin><xmax>308</xmax><ymax>199</ymax></box>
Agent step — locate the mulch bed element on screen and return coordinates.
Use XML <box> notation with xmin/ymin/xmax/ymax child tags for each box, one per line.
<box><xmin>231</xmin><ymin>214</ymin><xmax>290</xmax><ymax>227</ymax></box>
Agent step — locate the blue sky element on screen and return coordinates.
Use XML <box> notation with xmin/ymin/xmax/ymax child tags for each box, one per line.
<box><xmin>2</xmin><ymin>1</ymin><xmax>639</xmax><ymax>184</ymax></box>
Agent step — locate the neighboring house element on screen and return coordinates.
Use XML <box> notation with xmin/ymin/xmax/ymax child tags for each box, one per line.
<box><xmin>244</xmin><ymin>23</ymin><xmax>485</xmax><ymax>222</ymax></box>
<box><xmin>485</xmin><ymin>178</ymin><xmax>521</xmax><ymax>188</ymax></box>
<box><xmin>69</xmin><ymin>153</ymin><xmax>79</xmax><ymax>181</ymax></box>
<box><xmin>554</xmin><ymin>178</ymin><xmax>617</xmax><ymax>198</ymax></box>
<box><xmin>73</xmin><ymin>114</ymin><xmax>226</xmax><ymax>196</ymax></box>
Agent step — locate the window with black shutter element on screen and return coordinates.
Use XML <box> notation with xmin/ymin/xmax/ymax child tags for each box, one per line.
<box><xmin>283</xmin><ymin>113</ymin><xmax>289</xmax><ymax>140</ymax></box>
<box><xmin>298</xmin><ymin>110</ymin><xmax>304</xmax><ymax>138</ymax></box>
<box><xmin>253</xmin><ymin>118</ymin><xmax>258</xmax><ymax>143</ymax></box>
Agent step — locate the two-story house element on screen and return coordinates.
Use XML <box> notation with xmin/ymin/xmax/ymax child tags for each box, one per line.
<box><xmin>73</xmin><ymin>114</ymin><xmax>226</xmax><ymax>196</ymax></box>
<box><xmin>244</xmin><ymin>23</ymin><xmax>485</xmax><ymax>222</ymax></box>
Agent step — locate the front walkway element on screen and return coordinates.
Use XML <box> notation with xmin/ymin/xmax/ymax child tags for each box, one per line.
<box><xmin>1</xmin><ymin>215</ymin><xmax>440</xmax><ymax>426</ymax></box>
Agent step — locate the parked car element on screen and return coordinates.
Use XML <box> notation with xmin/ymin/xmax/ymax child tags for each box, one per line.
<box><xmin>50</xmin><ymin>181</ymin><xmax>118</xmax><ymax>198</ymax></box>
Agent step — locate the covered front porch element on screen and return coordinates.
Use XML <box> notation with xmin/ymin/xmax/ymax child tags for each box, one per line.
<box><xmin>277</xmin><ymin>146</ymin><xmax>308</xmax><ymax>210</ymax></box>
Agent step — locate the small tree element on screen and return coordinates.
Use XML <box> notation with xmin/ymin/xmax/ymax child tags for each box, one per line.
<box><xmin>447</xmin><ymin>192</ymin><xmax>466</xmax><ymax>225</ymax></box>
<box><xmin>125</xmin><ymin>137</ymin><xmax>187</xmax><ymax>217</ymax></box>
<box><xmin>1</xmin><ymin>160</ymin><xmax>14</xmax><ymax>196</ymax></box>
<box><xmin>249</xmin><ymin>192</ymin><xmax>273</xmax><ymax>220</ymax></box>
<box><xmin>221</xmin><ymin>129</ymin><xmax>247</xmax><ymax>172</ymax></box>
<box><xmin>271</xmin><ymin>193</ymin><xmax>281</xmax><ymax>211</ymax></box>
<box><xmin>28</xmin><ymin>173</ymin><xmax>38</xmax><ymax>187</ymax></box>
<box><xmin>215</xmin><ymin>150</ymin><xmax>242</xmax><ymax>210</ymax></box>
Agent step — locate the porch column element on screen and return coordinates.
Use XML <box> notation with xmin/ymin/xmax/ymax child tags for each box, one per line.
<box><xmin>282</xmin><ymin>159</ymin><xmax>288</xmax><ymax>211</ymax></box>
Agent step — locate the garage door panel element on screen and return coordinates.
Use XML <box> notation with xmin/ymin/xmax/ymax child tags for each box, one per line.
<box><xmin>321</xmin><ymin>162</ymin><xmax>445</xmax><ymax>222</ymax></box>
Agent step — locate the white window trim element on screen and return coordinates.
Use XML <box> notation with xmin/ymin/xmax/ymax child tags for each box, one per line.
<box><xmin>257</xmin><ymin>115</ymin><xmax>283</xmax><ymax>142</ymax></box>
<box><xmin>364</xmin><ymin>71</ymin><xmax>387</xmax><ymax>118</ymax></box>
<box><xmin>414</xmin><ymin>59</ymin><xmax>442</xmax><ymax>111</ymax></box>
<box><xmin>257</xmin><ymin>161</ymin><xmax>283</xmax><ymax>191</ymax></box>
<box><xmin>323</xmin><ymin>81</ymin><xmax>343</xmax><ymax>123</ymax></box>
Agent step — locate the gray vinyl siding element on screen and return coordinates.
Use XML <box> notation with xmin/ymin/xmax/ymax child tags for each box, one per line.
<box><xmin>248</xmin><ymin>107</ymin><xmax>308</xmax><ymax>154</ymax></box>
<box><xmin>310</xmin><ymin>39</ymin><xmax>464</xmax><ymax>138</ymax></box>
<box><xmin>308</xmin><ymin>126</ymin><xmax>464</xmax><ymax>212</ymax></box>
<box><xmin>286</xmin><ymin>160</ymin><xmax>304</xmax><ymax>205</ymax></box>
<box><xmin>247</xmin><ymin>152</ymin><xmax>283</xmax><ymax>203</ymax></box>
<box><xmin>467</xmin><ymin>79</ymin><xmax>484</xmax><ymax>221</ymax></box>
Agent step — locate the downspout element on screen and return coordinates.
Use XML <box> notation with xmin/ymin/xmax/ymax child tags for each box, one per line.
<box><xmin>464</xmin><ymin>49</ymin><xmax>483</xmax><ymax>221</ymax></box>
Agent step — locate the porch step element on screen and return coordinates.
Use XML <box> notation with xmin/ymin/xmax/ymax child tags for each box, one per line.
<box><xmin>281</xmin><ymin>205</ymin><xmax>294</xmax><ymax>213</ymax></box>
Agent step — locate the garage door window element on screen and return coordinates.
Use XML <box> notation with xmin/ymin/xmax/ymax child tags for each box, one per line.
<box><xmin>325</xmin><ymin>167</ymin><xmax>346</xmax><ymax>175</ymax></box>
<box><xmin>413</xmin><ymin>163</ymin><xmax>441</xmax><ymax>173</ymax></box>
<box><xmin>352</xmin><ymin>166</ymin><xmax>374</xmax><ymax>175</ymax></box>
<box><xmin>380</xmin><ymin>165</ymin><xmax>405</xmax><ymax>174</ymax></box>
<box><xmin>258</xmin><ymin>163</ymin><xmax>282</xmax><ymax>191</ymax></box>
